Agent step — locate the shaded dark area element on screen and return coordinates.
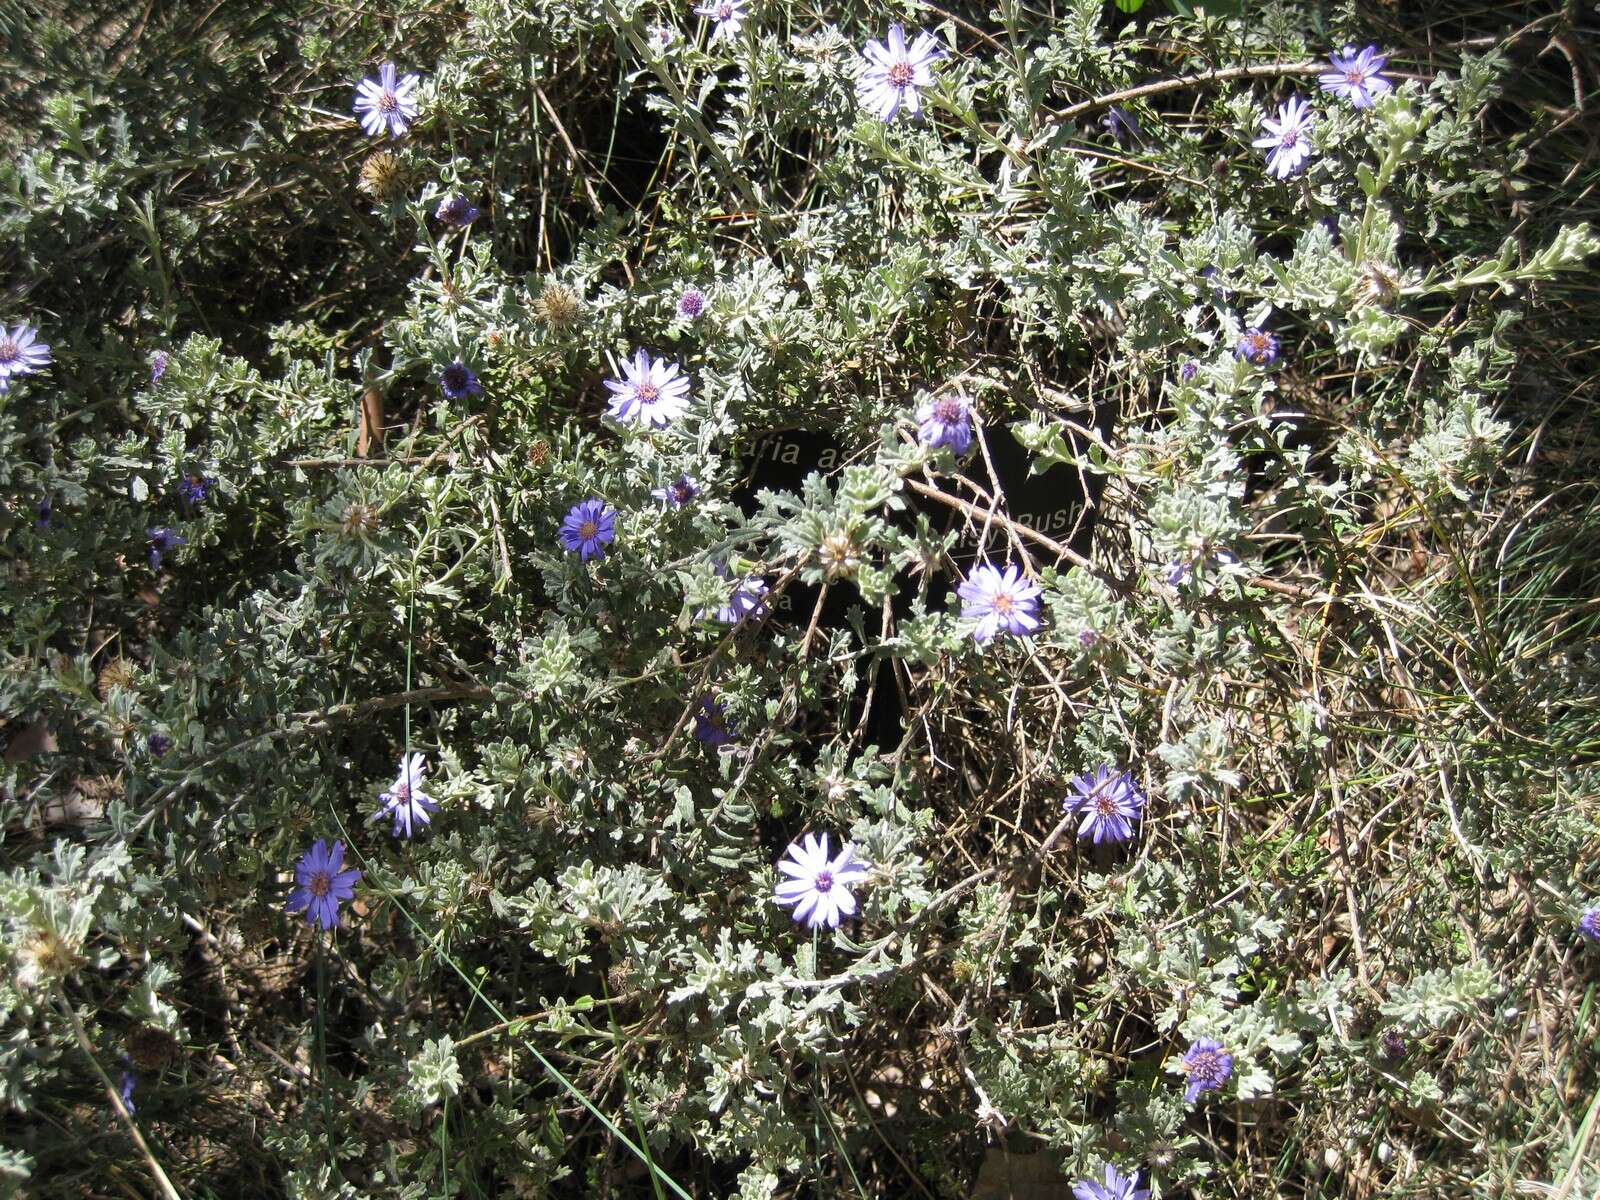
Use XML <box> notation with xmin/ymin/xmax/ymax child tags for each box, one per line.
<box><xmin>737</xmin><ymin>423</ymin><xmax>1096</xmax><ymax>749</ymax></box>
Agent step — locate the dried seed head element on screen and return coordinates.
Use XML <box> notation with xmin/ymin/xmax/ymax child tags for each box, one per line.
<box><xmin>16</xmin><ymin>928</ymin><xmax>83</xmax><ymax>989</ymax></box>
<box><xmin>817</xmin><ymin>529</ymin><xmax>861</xmax><ymax>582</ymax></box>
<box><xmin>526</xmin><ymin>795</ymin><xmax>567</xmax><ymax>831</ymax></box>
<box><xmin>97</xmin><ymin>658</ymin><xmax>136</xmax><ymax>701</ymax></box>
<box><xmin>528</xmin><ymin>439</ymin><xmax>551</xmax><ymax>469</ymax></box>
<box><xmin>534</xmin><ymin>284</ymin><xmax>583</xmax><ymax>328</ymax></box>
<box><xmin>648</xmin><ymin>1084</ymin><xmax>687</xmax><ymax>1120</ymax></box>
<box><xmin>477</xmin><ymin>1051</ymin><xmax>507</xmax><ymax>1081</ymax></box>
<box><xmin>78</xmin><ymin>772</ymin><xmax>125</xmax><ymax>803</ymax></box>
<box><xmin>126</xmin><ymin>1024</ymin><xmax>180</xmax><ymax>1071</ymax></box>
<box><xmin>339</xmin><ymin>501</ymin><xmax>380</xmax><ymax>540</ymax></box>
<box><xmin>1148</xmin><ymin>1139</ymin><xmax>1179</xmax><ymax>1169</ymax></box>
<box><xmin>606</xmin><ymin>958</ymin><xmax>634</xmax><ymax>995</ymax></box>
<box><xmin>1357</xmin><ymin>260</ymin><xmax>1401</xmax><ymax>308</ymax></box>
<box><xmin>357</xmin><ymin>150</ymin><xmax>407</xmax><ymax>201</ymax></box>
<box><xmin>1351</xmin><ymin>998</ymin><xmax>1379</xmax><ymax>1038</ymax></box>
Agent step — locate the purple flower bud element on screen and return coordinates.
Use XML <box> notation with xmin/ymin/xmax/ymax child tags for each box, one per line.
<box><xmin>440</xmin><ymin>360</ymin><xmax>483</xmax><ymax>399</ymax></box>
<box><xmin>435</xmin><ymin>194</ymin><xmax>481</xmax><ymax>227</ymax></box>
<box><xmin>915</xmin><ymin>392</ymin><xmax>974</xmax><ymax>456</ymax></box>
<box><xmin>651</xmin><ymin>474</ymin><xmax>702</xmax><ymax>508</ymax></box>
<box><xmin>676</xmin><ymin>287</ymin><xmax>706</xmax><ymax>320</ymax></box>
<box><xmin>1199</xmin><ymin>265</ymin><xmax>1230</xmax><ymax>298</ymax></box>
<box><xmin>1235</xmin><ymin>328</ymin><xmax>1280</xmax><ymax>366</ymax></box>
<box><xmin>117</xmin><ymin>1070</ymin><xmax>137</xmax><ymax>1114</ymax></box>
<box><xmin>692</xmin><ymin>695</ymin><xmax>737</xmax><ymax>746</ymax></box>
<box><xmin>147</xmin><ymin>527</ymin><xmax>186</xmax><ymax>570</ymax></box>
<box><xmin>1099</xmin><ymin>105</ymin><xmax>1142</xmax><ymax>148</ymax></box>
<box><xmin>1380</xmin><ymin>1030</ymin><xmax>1407</xmax><ymax>1063</ymax></box>
<box><xmin>177</xmin><ymin>476</ymin><xmax>217</xmax><ymax>507</ymax></box>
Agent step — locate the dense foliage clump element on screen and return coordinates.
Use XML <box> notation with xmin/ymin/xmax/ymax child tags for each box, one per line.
<box><xmin>3</xmin><ymin>1</ymin><xmax>1599</xmax><ymax>1196</ymax></box>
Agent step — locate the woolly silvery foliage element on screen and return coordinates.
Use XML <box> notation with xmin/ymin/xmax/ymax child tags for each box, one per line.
<box><xmin>2</xmin><ymin>1</ymin><xmax>1599</xmax><ymax>1196</ymax></box>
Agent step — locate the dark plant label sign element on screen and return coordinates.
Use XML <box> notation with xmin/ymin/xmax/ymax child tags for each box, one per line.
<box><xmin>946</xmin><ymin>424</ymin><xmax>1093</xmax><ymax>562</ymax></box>
<box><xmin>735</xmin><ymin>426</ymin><xmax>1092</xmax><ymax>745</ymax></box>
<box><xmin>736</xmin><ymin>428</ymin><xmax>866</xmax><ymax>629</ymax></box>
<box><xmin>736</xmin><ymin>426</ymin><xmax>1091</xmax><ymax>566</ymax></box>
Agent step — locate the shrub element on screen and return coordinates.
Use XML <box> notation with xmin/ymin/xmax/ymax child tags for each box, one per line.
<box><xmin>3</xmin><ymin>1</ymin><xmax>1599</xmax><ymax>1196</ymax></box>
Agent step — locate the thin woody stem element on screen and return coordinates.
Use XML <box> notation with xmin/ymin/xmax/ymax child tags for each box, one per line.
<box><xmin>902</xmin><ymin>474</ymin><xmax>1110</xmax><ymax>583</ymax></box>
<box><xmin>131</xmin><ymin>683</ymin><xmax>496</xmax><ymax>838</ymax></box>
<box><xmin>1051</xmin><ymin>62</ymin><xmax>1324</xmax><ymax>124</ymax></box>
<box><xmin>56</xmin><ymin>992</ymin><xmax>184</xmax><ymax>1200</ymax></box>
